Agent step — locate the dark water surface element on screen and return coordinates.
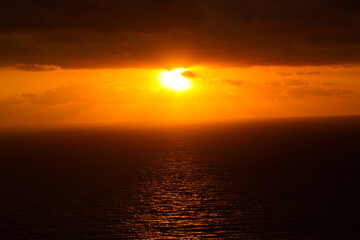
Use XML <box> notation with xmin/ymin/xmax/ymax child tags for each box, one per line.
<box><xmin>1</xmin><ymin>116</ymin><xmax>360</xmax><ymax>239</ymax></box>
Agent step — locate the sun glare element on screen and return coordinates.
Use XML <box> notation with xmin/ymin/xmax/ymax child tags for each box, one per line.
<box><xmin>158</xmin><ymin>68</ymin><xmax>193</xmax><ymax>92</ymax></box>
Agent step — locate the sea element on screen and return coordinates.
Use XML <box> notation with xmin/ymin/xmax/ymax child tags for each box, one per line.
<box><xmin>0</xmin><ymin>116</ymin><xmax>359</xmax><ymax>239</ymax></box>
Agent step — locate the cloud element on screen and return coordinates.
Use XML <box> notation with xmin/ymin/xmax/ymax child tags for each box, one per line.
<box><xmin>295</xmin><ymin>71</ymin><xmax>321</xmax><ymax>75</ymax></box>
<box><xmin>277</xmin><ymin>71</ymin><xmax>322</xmax><ymax>77</ymax></box>
<box><xmin>283</xmin><ymin>78</ymin><xmax>309</xmax><ymax>86</ymax></box>
<box><xmin>277</xmin><ymin>72</ymin><xmax>293</xmax><ymax>77</ymax></box>
<box><xmin>0</xmin><ymin>84</ymin><xmax>96</xmax><ymax>107</ymax></box>
<box><xmin>0</xmin><ymin>85</ymin><xmax>91</xmax><ymax>124</ymax></box>
<box><xmin>266</xmin><ymin>79</ymin><xmax>282</xmax><ymax>87</ymax></box>
<box><xmin>12</xmin><ymin>64</ymin><xmax>58</xmax><ymax>71</ymax></box>
<box><xmin>221</xmin><ymin>79</ymin><xmax>244</xmax><ymax>86</ymax></box>
<box><xmin>322</xmin><ymin>82</ymin><xmax>333</xmax><ymax>86</ymax></box>
<box><xmin>286</xmin><ymin>86</ymin><xmax>354</xmax><ymax>97</ymax></box>
<box><xmin>0</xmin><ymin>84</ymin><xmax>125</xmax><ymax>125</ymax></box>
<box><xmin>181</xmin><ymin>70</ymin><xmax>195</xmax><ymax>78</ymax></box>
<box><xmin>0</xmin><ymin>0</ymin><xmax>359</xmax><ymax>69</ymax></box>
<box><xmin>266</xmin><ymin>78</ymin><xmax>309</xmax><ymax>87</ymax></box>
<box><xmin>262</xmin><ymin>76</ymin><xmax>355</xmax><ymax>99</ymax></box>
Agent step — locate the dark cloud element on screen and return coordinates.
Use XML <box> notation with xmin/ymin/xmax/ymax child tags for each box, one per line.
<box><xmin>286</xmin><ymin>86</ymin><xmax>354</xmax><ymax>97</ymax></box>
<box><xmin>322</xmin><ymin>82</ymin><xmax>333</xmax><ymax>86</ymax></box>
<box><xmin>277</xmin><ymin>72</ymin><xmax>293</xmax><ymax>76</ymax></box>
<box><xmin>181</xmin><ymin>70</ymin><xmax>195</xmax><ymax>78</ymax></box>
<box><xmin>0</xmin><ymin>85</ymin><xmax>90</xmax><ymax>107</ymax></box>
<box><xmin>0</xmin><ymin>84</ymin><xmax>98</xmax><ymax>125</ymax></box>
<box><xmin>12</xmin><ymin>64</ymin><xmax>58</xmax><ymax>71</ymax></box>
<box><xmin>295</xmin><ymin>71</ymin><xmax>321</xmax><ymax>75</ymax></box>
<box><xmin>266</xmin><ymin>79</ymin><xmax>282</xmax><ymax>87</ymax></box>
<box><xmin>222</xmin><ymin>79</ymin><xmax>244</xmax><ymax>86</ymax></box>
<box><xmin>283</xmin><ymin>78</ymin><xmax>309</xmax><ymax>86</ymax></box>
<box><xmin>277</xmin><ymin>71</ymin><xmax>322</xmax><ymax>77</ymax></box>
<box><xmin>0</xmin><ymin>0</ymin><xmax>359</xmax><ymax>69</ymax></box>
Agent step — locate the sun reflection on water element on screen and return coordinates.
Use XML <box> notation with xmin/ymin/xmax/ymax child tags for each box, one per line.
<box><xmin>121</xmin><ymin>134</ymin><xmax>224</xmax><ymax>239</ymax></box>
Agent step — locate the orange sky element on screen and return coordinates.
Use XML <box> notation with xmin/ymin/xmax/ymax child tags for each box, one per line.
<box><xmin>1</xmin><ymin>1</ymin><xmax>359</xmax><ymax>125</ymax></box>
<box><xmin>1</xmin><ymin>65</ymin><xmax>359</xmax><ymax>125</ymax></box>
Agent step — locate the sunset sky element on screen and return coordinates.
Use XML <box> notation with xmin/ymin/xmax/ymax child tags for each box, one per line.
<box><xmin>1</xmin><ymin>0</ymin><xmax>359</xmax><ymax>125</ymax></box>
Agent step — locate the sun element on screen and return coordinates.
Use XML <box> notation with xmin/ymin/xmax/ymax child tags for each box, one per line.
<box><xmin>158</xmin><ymin>68</ymin><xmax>193</xmax><ymax>92</ymax></box>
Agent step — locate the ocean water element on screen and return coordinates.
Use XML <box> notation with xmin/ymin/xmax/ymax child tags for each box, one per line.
<box><xmin>0</xmin><ymin>116</ymin><xmax>359</xmax><ymax>239</ymax></box>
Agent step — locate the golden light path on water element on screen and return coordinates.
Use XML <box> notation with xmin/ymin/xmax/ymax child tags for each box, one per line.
<box><xmin>111</xmin><ymin>131</ymin><xmax>245</xmax><ymax>239</ymax></box>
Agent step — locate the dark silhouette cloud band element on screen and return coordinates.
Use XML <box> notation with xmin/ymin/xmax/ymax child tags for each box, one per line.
<box><xmin>1</xmin><ymin>0</ymin><xmax>359</xmax><ymax>69</ymax></box>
